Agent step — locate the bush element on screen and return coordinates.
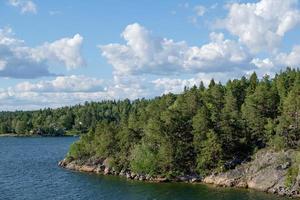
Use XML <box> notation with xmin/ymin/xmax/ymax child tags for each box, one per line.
<box><xmin>130</xmin><ymin>143</ymin><xmax>157</xmax><ymax>175</ymax></box>
<box><xmin>269</xmin><ymin>134</ymin><xmax>286</xmax><ymax>151</ymax></box>
<box><xmin>67</xmin><ymin>140</ymin><xmax>91</xmax><ymax>160</ymax></box>
<box><xmin>285</xmin><ymin>152</ymin><xmax>300</xmax><ymax>188</ymax></box>
<box><xmin>285</xmin><ymin>165</ymin><xmax>299</xmax><ymax>188</ymax></box>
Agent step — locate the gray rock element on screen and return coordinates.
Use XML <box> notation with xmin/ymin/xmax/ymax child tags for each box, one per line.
<box><xmin>203</xmin><ymin>149</ymin><xmax>300</xmax><ymax>198</ymax></box>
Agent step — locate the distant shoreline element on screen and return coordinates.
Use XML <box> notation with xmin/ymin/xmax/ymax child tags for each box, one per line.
<box><xmin>0</xmin><ymin>134</ymin><xmax>79</xmax><ymax>137</ymax></box>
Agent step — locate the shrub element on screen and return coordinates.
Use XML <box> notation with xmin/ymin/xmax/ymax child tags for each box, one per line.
<box><xmin>269</xmin><ymin>134</ymin><xmax>286</xmax><ymax>151</ymax></box>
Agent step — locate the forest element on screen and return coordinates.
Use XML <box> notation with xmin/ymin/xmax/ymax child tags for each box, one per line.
<box><xmin>1</xmin><ymin>68</ymin><xmax>299</xmax><ymax>175</ymax></box>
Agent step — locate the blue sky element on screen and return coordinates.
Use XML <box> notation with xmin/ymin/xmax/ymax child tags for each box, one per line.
<box><xmin>0</xmin><ymin>0</ymin><xmax>300</xmax><ymax>110</ymax></box>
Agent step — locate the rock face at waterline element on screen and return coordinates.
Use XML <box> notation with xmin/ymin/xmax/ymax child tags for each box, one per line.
<box><xmin>58</xmin><ymin>157</ymin><xmax>201</xmax><ymax>183</ymax></box>
<box><xmin>59</xmin><ymin>149</ymin><xmax>300</xmax><ymax>198</ymax></box>
<box><xmin>203</xmin><ymin>149</ymin><xmax>300</xmax><ymax>197</ymax></box>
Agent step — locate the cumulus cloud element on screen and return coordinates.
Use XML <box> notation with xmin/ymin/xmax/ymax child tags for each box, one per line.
<box><xmin>219</xmin><ymin>0</ymin><xmax>300</xmax><ymax>53</ymax></box>
<box><xmin>8</xmin><ymin>0</ymin><xmax>37</xmax><ymax>14</ymax></box>
<box><xmin>152</xmin><ymin>71</ymin><xmax>245</xmax><ymax>95</ymax></box>
<box><xmin>100</xmin><ymin>23</ymin><xmax>252</xmax><ymax>76</ymax></box>
<box><xmin>100</xmin><ymin>23</ymin><xmax>188</xmax><ymax>76</ymax></box>
<box><xmin>0</xmin><ymin>75</ymin><xmax>106</xmax><ymax>110</ymax></box>
<box><xmin>14</xmin><ymin>75</ymin><xmax>104</xmax><ymax>93</ymax></box>
<box><xmin>0</xmin><ymin>27</ymin><xmax>84</xmax><ymax>78</ymax></box>
<box><xmin>184</xmin><ymin>32</ymin><xmax>252</xmax><ymax>72</ymax></box>
<box><xmin>251</xmin><ymin>45</ymin><xmax>300</xmax><ymax>75</ymax></box>
<box><xmin>31</xmin><ymin>34</ymin><xmax>85</xmax><ymax>70</ymax></box>
<box><xmin>276</xmin><ymin>45</ymin><xmax>300</xmax><ymax>67</ymax></box>
<box><xmin>153</xmin><ymin>77</ymin><xmax>199</xmax><ymax>94</ymax></box>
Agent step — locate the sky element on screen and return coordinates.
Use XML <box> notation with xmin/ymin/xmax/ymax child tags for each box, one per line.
<box><xmin>0</xmin><ymin>0</ymin><xmax>300</xmax><ymax>111</ymax></box>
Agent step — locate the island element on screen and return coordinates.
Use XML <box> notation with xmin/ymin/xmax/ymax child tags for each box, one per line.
<box><xmin>1</xmin><ymin>68</ymin><xmax>300</xmax><ymax>198</ymax></box>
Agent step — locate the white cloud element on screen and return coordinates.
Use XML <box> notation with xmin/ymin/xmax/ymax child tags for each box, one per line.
<box><xmin>0</xmin><ymin>72</ymin><xmax>236</xmax><ymax>110</ymax></box>
<box><xmin>184</xmin><ymin>32</ymin><xmax>252</xmax><ymax>72</ymax></box>
<box><xmin>31</xmin><ymin>34</ymin><xmax>85</xmax><ymax>70</ymax></box>
<box><xmin>152</xmin><ymin>71</ymin><xmax>245</xmax><ymax>95</ymax></box>
<box><xmin>0</xmin><ymin>75</ymin><xmax>106</xmax><ymax>110</ymax></box>
<box><xmin>0</xmin><ymin>27</ymin><xmax>84</xmax><ymax>78</ymax></box>
<box><xmin>100</xmin><ymin>23</ymin><xmax>188</xmax><ymax>76</ymax></box>
<box><xmin>8</xmin><ymin>0</ymin><xmax>37</xmax><ymax>14</ymax></box>
<box><xmin>153</xmin><ymin>77</ymin><xmax>198</xmax><ymax>94</ymax></box>
<box><xmin>194</xmin><ymin>5</ymin><xmax>206</xmax><ymax>16</ymax></box>
<box><xmin>100</xmin><ymin>23</ymin><xmax>252</xmax><ymax>76</ymax></box>
<box><xmin>275</xmin><ymin>45</ymin><xmax>300</xmax><ymax>67</ymax></box>
<box><xmin>178</xmin><ymin>3</ymin><xmax>189</xmax><ymax>9</ymax></box>
<box><xmin>251</xmin><ymin>58</ymin><xmax>274</xmax><ymax>69</ymax></box>
<box><xmin>14</xmin><ymin>75</ymin><xmax>104</xmax><ymax>93</ymax></box>
<box><xmin>251</xmin><ymin>45</ymin><xmax>300</xmax><ymax>74</ymax></box>
<box><xmin>219</xmin><ymin>0</ymin><xmax>300</xmax><ymax>53</ymax></box>
<box><xmin>0</xmin><ymin>60</ymin><xmax>7</xmax><ymax>70</ymax></box>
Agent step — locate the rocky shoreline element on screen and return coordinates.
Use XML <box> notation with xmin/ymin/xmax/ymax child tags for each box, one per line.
<box><xmin>203</xmin><ymin>149</ymin><xmax>300</xmax><ymax>198</ymax></box>
<box><xmin>59</xmin><ymin>149</ymin><xmax>300</xmax><ymax>198</ymax></box>
<box><xmin>58</xmin><ymin>158</ymin><xmax>202</xmax><ymax>183</ymax></box>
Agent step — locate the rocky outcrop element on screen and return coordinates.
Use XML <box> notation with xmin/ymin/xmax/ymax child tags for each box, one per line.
<box><xmin>59</xmin><ymin>149</ymin><xmax>300</xmax><ymax>198</ymax></box>
<box><xmin>58</xmin><ymin>157</ymin><xmax>201</xmax><ymax>183</ymax></box>
<box><xmin>203</xmin><ymin>149</ymin><xmax>300</xmax><ymax>198</ymax></box>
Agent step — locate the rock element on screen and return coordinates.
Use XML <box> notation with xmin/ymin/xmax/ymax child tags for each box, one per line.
<box><xmin>177</xmin><ymin>176</ymin><xmax>189</xmax><ymax>182</ymax></box>
<box><xmin>104</xmin><ymin>167</ymin><xmax>110</xmax><ymax>175</ymax></box>
<box><xmin>202</xmin><ymin>149</ymin><xmax>300</xmax><ymax>197</ymax></box>
<box><xmin>119</xmin><ymin>170</ymin><xmax>125</xmax><ymax>176</ymax></box>
<box><xmin>131</xmin><ymin>172</ymin><xmax>136</xmax><ymax>179</ymax></box>
<box><xmin>95</xmin><ymin>166</ymin><xmax>102</xmax><ymax>174</ymax></box>
<box><xmin>79</xmin><ymin>165</ymin><xmax>96</xmax><ymax>172</ymax></box>
<box><xmin>276</xmin><ymin>161</ymin><xmax>291</xmax><ymax>170</ymax></box>
<box><xmin>145</xmin><ymin>174</ymin><xmax>152</xmax><ymax>180</ymax></box>
<box><xmin>139</xmin><ymin>175</ymin><xmax>146</xmax><ymax>181</ymax></box>
<box><xmin>103</xmin><ymin>158</ymin><xmax>110</xmax><ymax>168</ymax></box>
<box><xmin>224</xmin><ymin>157</ymin><xmax>242</xmax><ymax>170</ymax></box>
<box><xmin>57</xmin><ymin>149</ymin><xmax>300</xmax><ymax>198</ymax></box>
<box><xmin>190</xmin><ymin>175</ymin><xmax>202</xmax><ymax>183</ymax></box>
<box><xmin>58</xmin><ymin>158</ymin><xmax>68</xmax><ymax>167</ymax></box>
<box><xmin>126</xmin><ymin>172</ymin><xmax>132</xmax><ymax>179</ymax></box>
<box><xmin>153</xmin><ymin>177</ymin><xmax>168</xmax><ymax>183</ymax></box>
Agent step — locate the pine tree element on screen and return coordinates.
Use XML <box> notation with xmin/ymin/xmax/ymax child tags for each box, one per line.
<box><xmin>247</xmin><ymin>72</ymin><xmax>258</xmax><ymax>94</ymax></box>
<box><xmin>192</xmin><ymin>106</ymin><xmax>223</xmax><ymax>174</ymax></box>
<box><xmin>220</xmin><ymin>90</ymin><xmax>246</xmax><ymax>158</ymax></box>
<box><xmin>277</xmin><ymin>79</ymin><xmax>300</xmax><ymax>147</ymax></box>
<box><xmin>242</xmin><ymin>77</ymin><xmax>279</xmax><ymax>147</ymax></box>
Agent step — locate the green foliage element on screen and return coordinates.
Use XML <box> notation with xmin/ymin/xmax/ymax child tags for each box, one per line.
<box><xmin>277</xmin><ymin>79</ymin><xmax>300</xmax><ymax>147</ymax></box>
<box><xmin>285</xmin><ymin>152</ymin><xmax>300</xmax><ymax>188</ymax></box>
<box><xmin>92</xmin><ymin>122</ymin><xmax>117</xmax><ymax>157</ymax></box>
<box><xmin>68</xmin><ymin>141</ymin><xmax>89</xmax><ymax>160</ymax></box>
<box><xmin>285</xmin><ymin>166</ymin><xmax>299</xmax><ymax>188</ymax></box>
<box><xmin>242</xmin><ymin>77</ymin><xmax>279</xmax><ymax>146</ymax></box>
<box><xmin>269</xmin><ymin>134</ymin><xmax>286</xmax><ymax>151</ymax></box>
<box><xmin>15</xmin><ymin>120</ymin><xmax>28</xmax><ymax>134</ymax></box>
<box><xmin>130</xmin><ymin>143</ymin><xmax>158</xmax><ymax>175</ymax></box>
<box><xmin>195</xmin><ymin>130</ymin><xmax>224</xmax><ymax>175</ymax></box>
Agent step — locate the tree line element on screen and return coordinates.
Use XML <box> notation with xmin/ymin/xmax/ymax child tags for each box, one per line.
<box><xmin>1</xmin><ymin>68</ymin><xmax>299</xmax><ymax>176</ymax></box>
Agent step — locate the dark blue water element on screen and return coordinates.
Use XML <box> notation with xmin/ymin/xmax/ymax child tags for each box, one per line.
<box><xmin>0</xmin><ymin>137</ymin><xmax>289</xmax><ymax>200</ymax></box>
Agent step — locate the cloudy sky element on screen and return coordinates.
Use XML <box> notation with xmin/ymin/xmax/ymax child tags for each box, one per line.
<box><xmin>0</xmin><ymin>0</ymin><xmax>300</xmax><ymax>111</ymax></box>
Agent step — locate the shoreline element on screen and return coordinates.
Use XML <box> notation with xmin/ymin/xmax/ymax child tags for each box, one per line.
<box><xmin>0</xmin><ymin>133</ymin><xmax>79</xmax><ymax>137</ymax></box>
<box><xmin>58</xmin><ymin>158</ymin><xmax>201</xmax><ymax>183</ymax></box>
<box><xmin>58</xmin><ymin>149</ymin><xmax>300</xmax><ymax>199</ymax></box>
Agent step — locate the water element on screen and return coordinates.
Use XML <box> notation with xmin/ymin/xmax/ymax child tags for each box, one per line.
<box><xmin>0</xmin><ymin>137</ymin><xmax>289</xmax><ymax>200</ymax></box>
